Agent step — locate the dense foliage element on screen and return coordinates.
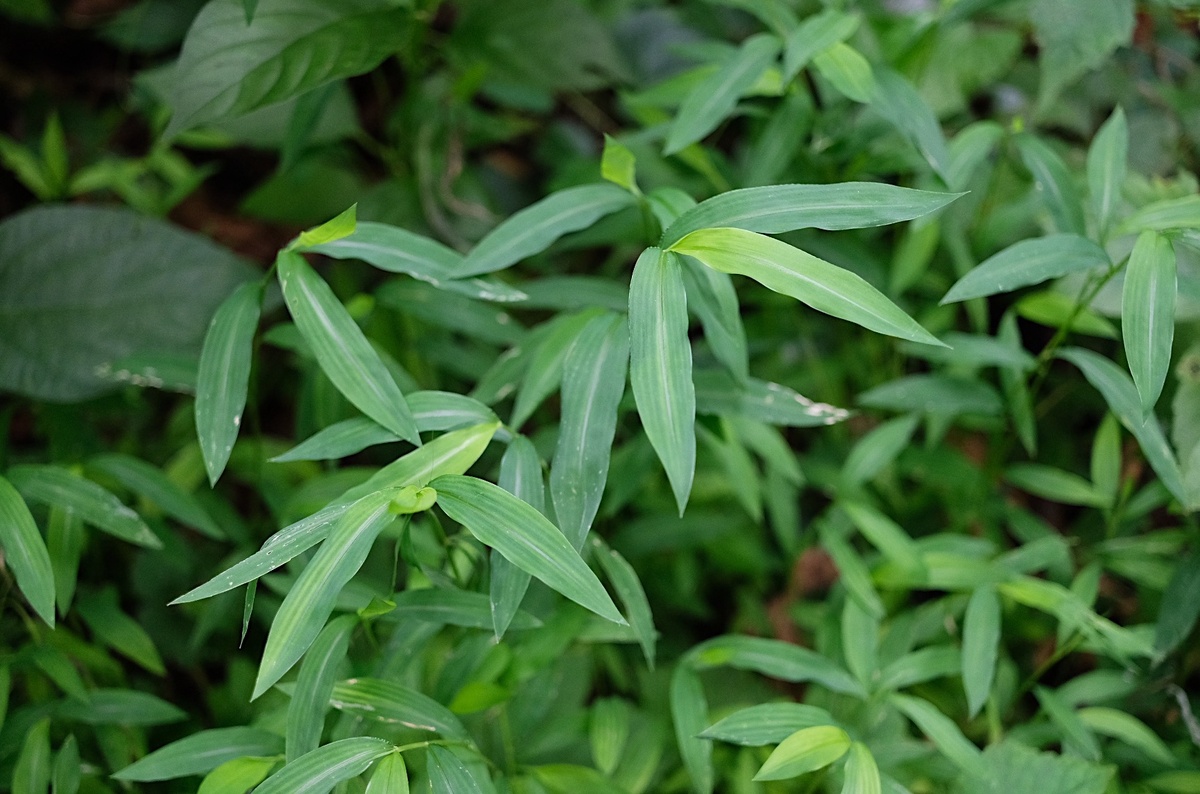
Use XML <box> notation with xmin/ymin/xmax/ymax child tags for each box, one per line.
<box><xmin>2</xmin><ymin>0</ymin><xmax>1200</xmax><ymax>792</ymax></box>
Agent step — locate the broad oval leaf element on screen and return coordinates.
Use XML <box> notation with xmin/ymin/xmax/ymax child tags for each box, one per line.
<box><xmin>962</xmin><ymin>585</ymin><xmax>1001</xmax><ymax>718</ymax></box>
<box><xmin>672</xmin><ymin>227</ymin><xmax>943</xmax><ymax>346</ymax></box>
<box><xmin>460</xmin><ymin>183</ymin><xmax>634</xmax><ymax>277</ymax></box>
<box><xmin>8</xmin><ymin>465</ymin><xmax>160</xmax><ymax>549</ymax></box>
<box><xmin>253</xmin><ymin>490</ymin><xmax>398</xmax><ymax>698</ymax></box>
<box><xmin>166</xmin><ymin>0</ymin><xmax>407</xmax><ymax>137</ymax></box>
<box><xmin>253</xmin><ymin>737</ymin><xmax>393</xmax><ymax>794</ymax></box>
<box><xmin>330</xmin><ymin>678</ymin><xmax>467</xmax><ymax>740</ymax></box>
<box><xmin>114</xmin><ymin>727</ymin><xmax>284</xmax><ymax>781</ymax></box>
<box><xmin>665</xmin><ymin>33</ymin><xmax>781</xmax><ymax>154</ymax></box>
<box><xmin>1122</xmin><ymin>231</ymin><xmax>1177</xmax><ymax>413</ymax></box>
<box><xmin>551</xmin><ymin>312</ymin><xmax>629</xmax><ymax>548</ymax></box>
<box><xmin>753</xmin><ymin>725</ymin><xmax>851</xmax><ymax>782</ymax></box>
<box><xmin>432</xmin><ymin>474</ymin><xmax>624</xmax><ymax>624</ymax></box>
<box><xmin>629</xmin><ymin>248</ymin><xmax>696</xmax><ymax>514</ymax></box>
<box><xmin>286</xmin><ymin>615</ymin><xmax>355</xmax><ymax>762</ymax></box>
<box><xmin>278</xmin><ymin>250</ymin><xmax>419</xmax><ymax>444</ymax></box>
<box><xmin>0</xmin><ymin>205</ymin><xmax>253</xmax><ymax>401</ymax></box>
<box><xmin>195</xmin><ymin>281</ymin><xmax>263</xmax><ymax>486</ymax></box>
<box><xmin>941</xmin><ymin>234</ymin><xmax>1110</xmax><ymax>304</ymax></box>
<box><xmin>0</xmin><ymin>475</ymin><xmax>54</xmax><ymax>626</ymax></box>
<box><xmin>172</xmin><ymin>422</ymin><xmax>498</xmax><ymax>604</ymax></box>
<box><xmin>661</xmin><ymin>182</ymin><xmax>960</xmax><ymax>247</ymax></box>
<box><xmin>700</xmin><ymin>703</ymin><xmax>837</xmax><ymax>746</ymax></box>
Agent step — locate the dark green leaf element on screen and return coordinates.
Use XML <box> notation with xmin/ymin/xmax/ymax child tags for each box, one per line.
<box><xmin>330</xmin><ymin>678</ymin><xmax>467</xmax><ymax>740</ymax></box>
<box><xmin>682</xmin><ymin>258</ymin><xmax>748</xmax><ymax>382</ymax></box>
<box><xmin>890</xmin><ymin>694</ymin><xmax>982</xmax><ymax>775</ymax></box>
<box><xmin>13</xmin><ymin>718</ymin><xmax>51</xmax><ymax>794</ymax></box>
<box><xmin>629</xmin><ymin>248</ymin><xmax>696</xmax><ymax>514</ymax></box>
<box><xmin>953</xmin><ymin>740</ymin><xmax>1112</xmax><ymax>794</ymax></box>
<box><xmin>51</xmin><ymin>735</ymin><xmax>79</xmax><ymax>794</ymax></box>
<box><xmin>694</xmin><ymin>370</ymin><xmax>849</xmax><ymax>427</ymax></box>
<box><xmin>1014</xmin><ymin>134</ymin><xmax>1086</xmax><ymax>235</ymax></box>
<box><xmin>841</xmin><ymin>743</ymin><xmax>882</xmax><ymax>794</ymax></box>
<box><xmin>1032</xmin><ymin>0</ymin><xmax>1133</xmax><ymax>110</ymax></box>
<box><xmin>56</xmin><ymin>689</ymin><xmax>186</xmax><ymax>726</ymax></box>
<box><xmin>1122</xmin><ymin>231</ymin><xmax>1176</xmax><ymax>413</ymax></box>
<box><xmin>114</xmin><ymin>728</ymin><xmax>284</xmax><ymax>781</ymax></box>
<box><xmin>8</xmin><ymin>465</ymin><xmax>159</xmax><ymax>549</ymax></box>
<box><xmin>1034</xmin><ymin>686</ymin><xmax>1100</xmax><ymax>760</ymax></box>
<box><xmin>0</xmin><ymin>475</ymin><xmax>54</xmax><ymax>626</ymax></box>
<box><xmin>670</xmin><ymin>665</ymin><xmax>713</xmax><ymax>794</ymax></box>
<box><xmin>594</xmin><ymin>538</ymin><xmax>656</xmax><ymax>668</ymax></box>
<box><xmin>287</xmin><ymin>615</ymin><xmax>355</xmax><ymax>761</ymax></box>
<box><xmin>691</xmin><ymin>635</ymin><xmax>864</xmax><ymax>696</ymax></box>
<box><xmin>1154</xmin><ymin>549</ymin><xmax>1200</xmax><ymax>654</ymax></box>
<box><xmin>77</xmin><ymin>588</ymin><xmax>164</xmax><ymax>675</ymax></box>
<box><xmin>253</xmin><ymin>737</ymin><xmax>393</xmax><ymax>794</ymax></box>
<box><xmin>391</xmin><ymin>587</ymin><xmax>540</xmax><ymax>630</ymax></box>
<box><xmin>87</xmin><ymin>453</ymin><xmax>221</xmax><ymax>538</ymax></box>
<box><xmin>870</xmin><ymin>69</ymin><xmax>951</xmax><ymax>181</ymax></box>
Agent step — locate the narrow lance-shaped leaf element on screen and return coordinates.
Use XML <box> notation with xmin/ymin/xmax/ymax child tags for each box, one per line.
<box><xmin>1122</xmin><ymin>231</ymin><xmax>1176</xmax><ymax>414</ymax></box>
<box><xmin>753</xmin><ymin>725</ymin><xmax>851</xmax><ymax>782</ymax></box>
<box><xmin>427</xmin><ymin>746</ymin><xmax>485</xmax><ymax>794</ymax></box>
<box><xmin>841</xmin><ymin>742</ymin><xmax>882</xmax><ymax>794</ymax></box>
<box><xmin>1015</xmin><ymin>133</ymin><xmax>1086</xmax><ymax>235</ymax></box>
<box><xmin>665</xmin><ymin>33</ymin><xmax>781</xmax><ymax>155</ymax></box>
<box><xmin>13</xmin><ymin>717</ymin><xmax>51</xmax><ymax>794</ymax></box>
<box><xmin>287</xmin><ymin>615</ymin><xmax>355</xmax><ymax>762</ymax></box>
<box><xmin>172</xmin><ymin>422</ymin><xmax>498</xmax><ymax>605</ymax></box>
<box><xmin>277</xmin><ymin>250</ymin><xmax>419</xmax><ymax>444</ymax></box>
<box><xmin>552</xmin><ymin>313</ymin><xmax>629</xmax><ymax>548</ymax></box>
<box><xmin>253</xmin><ymin>489</ymin><xmax>400</xmax><ymax>699</ymax></box>
<box><xmin>661</xmin><ymin>182</ymin><xmax>961</xmax><ymax>247</ymax></box>
<box><xmin>460</xmin><ymin>184</ymin><xmax>634</xmax><ymax>277</ymax></box>
<box><xmin>869</xmin><ymin>69</ymin><xmax>951</xmax><ymax>182</ymax></box>
<box><xmin>671</xmin><ymin>227</ymin><xmax>944</xmax><ymax>347</ymax></box>
<box><xmin>330</xmin><ymin>678</ymin><xmax>468</xmax><ymax>740</ymax></box>
<box><xmin>941</xmin><ymin>234</ymin><xmax>1110</xmax><ymax>304</ymax></box>
<box><xmin>700</xmin><ymin>703</ymin><xmax>837</xmax><ymax>746</ymax></box>
<box><xmin>962</xmin><ymin>585</ymin><xmax>1001</xmax><ymax>718</ymax></box>
<box><xmin>629</xmin><ymin>248</ymin><xmax>696</xmax><ymax>514</ymax></box>
<box><xmin>434</xmin><ymin>475</ymin><xmax>624</xmax><ymax>624</ymax></box>
<box><xmin>253</xmin><ymin>737</ymin><xmax>394</xmax><ymax>794</ymax></box>
<box><xmin>782</xmin><ymin>9</ymin><xmax>859</xmax><ymax>80</ymax></box>
<box><xmin>8</xmin><ymin>464</ymin><xmax>160</xmax><ymax>549</ymax></box>
<box><xmin>1087</xmin><ymin>107</ymin><xmax>1127</xmax><ymax>239</ymax></box>
<box><xmin>812</xmin><ymin>42</ymin><xmax>876</xmax><ymax>103</ymax></box>
<box><xmin>889</xmin><ymin>694</ymin><xmax>983</xmax><ymax>775</ymax></box>
<box><xmin>87</xmin><ymin>453</ymin><xmax>221</xmax><ymax>538</ymax></box>
<box><xmin>292</xmin><ymin>204</ymin><xmax>356</xmax><ymax>251</ymax></box>
<box><xmin>511</xmin><ymin>310</ymin><xmax>597</xmax><ymax>430</ymax></box>
<box><xmin>682</xmin><ymin>258</ymin><xmax>749</xmax><ymax>382</ymax></box>
<box><xmin>114</xmin><ymin>728</ymin><xmax>284</xmax><ymax>782</ymax></box>
<box><xmin>51</xmin><ymin>734</ymin><xmax>80</xmax><ymax>794</ymax></box>
<box><xmin>0</xmin><ymin>475</ymin><xmax>54</xmax><ymax>626</ymax></box>
<box><xmin>195</xmin><ymin>280</ymin><xmax>262</xmax><ymax>486</ymax></box>
<box><xmin>490</xmin><ymin>435</ymin><xmax>543</xmax><ymax>639</ymax></box>
<box><xmin>671</xmin><ymin>665</ymin><xmax>714</xmax><ymax>794</ymax></box>
<box><xmin>594</xmin><ymin>537</ymin><xmax>657</xmax><ymax>668</ymax></box>
<box><xmin>365</xmin><ymin>753</ymin><xmax>408</xmax><ymax>794</ymax></box>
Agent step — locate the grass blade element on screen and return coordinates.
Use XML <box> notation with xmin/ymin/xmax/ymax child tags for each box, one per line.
<box><xmin>941</xmin><ymin>234</ymin><xmax>1109</xmax><ymax>304</ymax></box>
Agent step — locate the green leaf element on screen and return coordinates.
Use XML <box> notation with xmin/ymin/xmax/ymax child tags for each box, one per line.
<box><xmin>433</xmin><ymin>474</ymin><xmax>624</xmax><ymax>624</ymax></box>
<box><xmin>694</xmin><ymin>370</ymin><xmax>849</xmax><ymax>427</ymax></box>
<box><xmin>551</xmin><ymin>313</ymin><xmax>629</xmax><ymax>548</ymax></box>
<box><xmin>165</xmin><ymin>0</ymin><xmax>407</xmax><ymax>137</ymax></box>
<box><xmin>511</xmin><ymin>311</ymin><xmax>596</xmax><ymax>430</ymax></box>
<box><xmin>460</xmin><ymin>184</ymin><xmax>634</xmax><ymax>277</ymax></box>
<box><xmin>1032</xmin><ymin>0</ymin><xmax>1133</xmax><ymax>111</ymax></box>
<box><xmin>51</xmin><ymin>735</ymin><xmax>79</xmax><ymax>794</ymax></box>
<box><xmin>253</xmin><ymin>489</ymin><xmax>397</xmax><ymax>698</ymax></box>
<box><xmin>77</xmin><ymin>587</ymin><xmax>164</xmax><ymax>675</ymax></box>
<box><xmin>1017</xmin><ymin>291</ymin><xmax>1117</xmax><ymax>339</ymax></box>
<box><xmin>782</xmin><ymin>9</ymin><xmax>859</xmax><ymax>80</ymax></box>
<box><xmin>56</xmin><ymin>689</ymin><xmax>186</xmax><ymax>726</ymax></box>
<box><xmin>961</xmin><ymin>585</ymin><xmax>1001</xmax><ymax>718</ymax></box>
<box><xmin>941</xmin><ymin>234</ymin><xmax>1109</xmax><ymax>303</ymax></box>
<box><xmin>953</xmin><ymin>740</ymin><xmax>1112</xmax><ymax>794</ymax></box>
<box><xmin>1122</xmin><ymin>231</ymin><xmax>1177</xmax><ymax>413</ymax></box>
<box><xmin>490</xmin><ymin>435</ymin><xmax>543</xmax><ymax>639</ymax></box>
<box><xmin>869</xmin><ymin>69</ymin><xmax>951</xmax><ymax>181</ymax></box>
<box><xmin>45</xmin><ymin>507</ymin><xmax>82</xmax><ymax>616</ymax></box>
<box><xmin>1005</xmin><ymin>464</ymin><xmax>1111</xmax><ymax>508</ymax></box>
<box><xmin>287</xmin><ymin>614</ymin><xmax>355</xmax><ymax>762</ymax></box>
<box><xmin>197</xmin><ymin>756</ymin><xmax>277</xmax><ymax>794</ymax></box>
<box><xmin>294</xmin><ymin>204</ymin><xmax>356</xmax><ymax>250</ymax></box>
<box><xmin>590</xmin><ymin>698</ymin><xmax>631</xmax><ymax>775</ymax></box>
<box><xmin>13</xmin><ymin>717</ymin><xmax>50</xmax><ymax>794</ymax></box>
<box><xmin>665</xmin><ymin>33</ymin><xmax>781</xmax><ymax>154</ymax></box>
<box><xmin>8</xmin><ymin>465</ymin><xmax>159</xmax><ymax>549</ymax></box>
<box><xmin>278</xmin><ymin>250</ymin><xmax>419</xmax><ymax>444</ymax></box>
<box><xmin>819</xmin><ymin>522</ymin><xmax>885</xmax><ymax>619</ymax></box>
<box><xmin>173</xmin><ymin>422</ymin><xmax>497</xmax><ymax>604</ymax></box>
<box><xmin>1116</xmin><ymin>195</ymin><xmax>1200</xmax><ymax>235</ymax></box>
<box><xmin>1077</xmin><ymin>707</ymin><xmax>1175</xmax><ymax>765</ymax></box>
<box><xmin>877</xmin><ymin>646</ymin><xmax>961</xmax><ymax>691</ymax></box>
<box><xmin>114</xmin><ymin>728</ymin><xmax>285</xmax><ymax>781</ymax></box>
<box><xmin>0</xmin><ymin>205</ymin><xmax>254</xmax><ymax>401</ymax></box>
<box><xmin>671</xmin><ymin>228</ymin><xmax>943</xmax><ymax>347</ymax></box>
<box><xmin>601</xmin><ymin>135</ymin><xmax>639</xmax><ymax>194</ymax></box>
<box><xmin>195</xmin><ymin>280</ymin><xmax>262</xmax><ymax>485</ymax></box>
<box><xmin>1015</xmin><ymin>134</ymin><xmax>1087</xmax><ymax>235</ymax></box>
<box><xmin>0</xmin><ymin>475</ymin><xmax>54</xmax><ymax>626</ymax></box>
<box><xmin>889</xmin><ymin>694</ymin><xmax>982</xmax><ymax>775</ymax></box>
<box><xmin>842</xmin><ymin>415</ymin><xmax>920</xmax><ymax>485</ymax></box>
<box><xmin>682</xmin><ymin>258</ymin><xmax>749</xmax><ymax>382</ymax></box>
<box><xmin>1087</xmin><ymin>107</ymin><xmax>1127</xmax><ymax>238</ymax></box>
<box><xmin>661</xmin><ymin>182</ymin><xmax>960</xmax><ymax>247</ymax></box>
<box><xmin>330</xmin><ymin>678</ymin><xmax>467</xmax><ymax>739</ymax></box>
<box><xmin>999</xmin><ymin>575</ymin><xmax>1154</xmax><ymax>660</ymax></box>
<box><xmin>839</xmin><ymin>501</ymin><xmax>924</xmax><ymax>576</ymax></box>
<box><xmin>1035</xmin><ymin>686</ymin><xmax>1100</xmax><ymax>760</ymax></box>
<box><xmin>690</xmin><ymin>635</ymin><xmax>864</xmax><ymax>696</ymax></box>
<box><xmin>812</xmin><ymin>42</ymin><xmax>875</xmax><ymax>103</ymax></box>
<box><xmin>670</xmin><ymin>665</ymin><xmax>713</xmax><ymax>794</ymax></box>
<box><xmin>753</xmin><ymin>725</ymin><xmax>851</xmax><ymax>782</ymax></box>
<box><xmin>594</xmin><ymin>538</ymin><xmax>656</xmax><ymax>668</ymax></box>
<box><xmin>840</xmin><ymin>597</ymin><xmax>879</xmax><ymax>688</ymax></box>
<box><xmin>87</xmin><ymin>453</ymin><xmax>221</xmax><ymax>538</ymax></box>
<box><xmin>365</xmin><ymin>753</ymin><xmax>408</xmax><ymax>794</ymax></box>
<box><xmin>629</xmin><ymin>248</ymin><xmax>696</xmax><ymax>514</ymax></box>
<box><xmin>391</xmin><ymin>587</ymin><xmax>540</xmax><ymax>630</ymax></box>
<box><xmin>842</xmin><ymin>743</ymin><xmax>882</xmax><ymax>794</ymax></box>
<box><xmin>253</xmin><ymin>737</ymin><xmax>393</xmax><ymax>794</ymax></box>
<box><xmin>427</xmin><ymin>746</ymin><xmax>485</xmax><ymax>794</ymax></box>
<box><xmin>700</xmin><ymin>703</ymin><xmax>837</xmax><ymax>746</ymax></box>
<box><xmin>1155</xmin><ymin>549</ymin><xmax>1200</xmax><ymax>654</ymax></box>
<box><xmin>1060</xmin><ymin>347</ymin><xmax>1186</xmax><ymax>505</ymax></box>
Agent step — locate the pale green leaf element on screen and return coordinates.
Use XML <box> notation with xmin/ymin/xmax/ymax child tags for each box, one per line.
<box><xmin>889</xmin><ymin>694</ymin><xmax>982</xmax><ymax>775</ymax></box>
<box><xmin>839</xmin><ymin>501</ymin><xmax>924</xmax><ymax>576</ymax></box>
<box><xmin>12</xmin><ymin>718</ymin><xmax>51</xmax><ymax>794</ymax></box>
<box><xmin>813</xmin><ymin>42</ymin><xmax>875</xmax><ymax>103</ymax></box>
<box><xmin>671</xmin><ymin>227</ymin><xmax>943</xmax><ymax>346</ymax></box>
<box><xmin>278</xmin><ymin>250</ymin><xmax>419</xmax><ymax>443</ymax></box>
<box><xmin>682</xmin><ymin>257</ymin><xmax>749</xmax><ymax>382</ymax></box>
<box><xmin>365</xmin><ymin>753</ymin><xmax>408</xmax><ymax>794</ymax></box>
<box><xmin>1015</xmin><ymin>134</ymin><xmax>1087</xmax><ymax>235</ymax></box>
<box><xmin>1116</xmin><ymin>195</ymin><xmax>1200</xmax><ymax>236</ymax></box>
<box><xmin>1077</xmin><ymin>707</ymin><xmax>1176</xmax><ymax>765</ymax></box>
<box><xmin>753</xmin><ymin>725</ymin><xmax>851</xmax><ymax>782</ymax></box>
<box><xmin>1005</xmin><ymin>464</ymin><xmax>1111</xmax><ymax>508</ymax></box>
<box><xmin>590</xmin><ymin>698</ymin><xmax>631</xmax><ymax>776</ymax></box>
<box><xmin>671</xmin><ymin>665</ymin><xmax>713</xmax><ymax>794</ymax></box>
<box><xmin>197</xmin><ymin>756</ymin><xmax>277</xmax><ymax>794</ymax></box>
<box><xmin>1122</xmin><ymin>231</ymin><xmax>1177</xmax><ymax>413</ymax></box>
<box><xmin>1035</xmin><ymin>686</ymin><xmax>1101</xmax><ymax>760</ymax></box>
<box><xmin>427</xmin><ymin>746</ymin><xmax>485</xmax><ymax>794</ymax></box>
<box><xmin>629</xmin><ymin>248</ymin><xmax>696</xmax><ymax>514</ymax></box>
<box><xmin>601</xmin><ymin>135</ymin><xmax>639</xmax><ymax>194</ymax></box>
<box><xmin>782</xmin><ymin>9</ymin><xmax>859</xmax><ymax>80</ymax></box>
<box><xmin>842</xmin><ymin>743</ymin><xmax>882</xmax><ymax>794</ymax></box>
<box><xmin>1032</xmin><ymin>0</ymin><xmax>1133</xmax><ymax>111</ymax></box>
<box><xmin>294</xmin><ymin>204</ymin><xmax>356</xmax><ymax>250</ymax></box>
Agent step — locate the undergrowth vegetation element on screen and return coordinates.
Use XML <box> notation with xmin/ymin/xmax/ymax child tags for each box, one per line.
<box><xmin>1</xmin><ymin>0</ymin><xmax>1200</xmax><ymax>792</ymax></box>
